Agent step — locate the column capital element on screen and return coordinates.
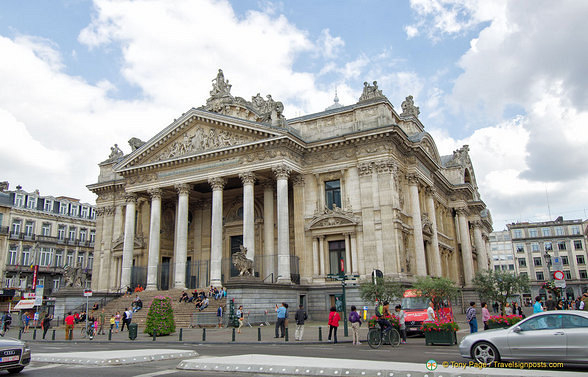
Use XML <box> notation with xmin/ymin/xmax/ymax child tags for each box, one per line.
<box><xmin>104</xmin><ymin>206</ymin><xmax>116</xmax><ymax>216</ymax></box>
<box><xmin>261</xmin><ymin>179</ymin><xmax>275</xmax><ymax>190</ymax></box>
<box><xmin>175</xmin><ymin>183</ymin><xmax>191</xmax><ymax>195</ymax></box>
<box><xmin>239</xmin><ymin>172</ymin><xmax>256</xmax><ymax>185</ymax></box>
<box><xmin>292</xmin><ymin>175</ymin><xmax>305</xmax><ymax>186</ymax></box>
<box><xmin>124</xmin><ymin>193</ymin><xmax>137</xmax><ymax>203</ymax></box>
<box><xmin>455</xmin><ymin>207</ymin><xmax>468</xmax><ymax>216</ymax></box>
<box><xmin>406</xmin><ymin>173</ymin><xmax>419</xmax><ymax>185</ymax></box>
<box><xmin>208</xmin><ymin>177</ymin><xmax>226</xmax><ymax>191</ymax></box>
<box><xmin>148</xmin><ymin>188</ymin><xmax>163</xmax><ymax>199</ymax></box>
<box><xmin>272</xmin><ymin>164</ymin><xmax>291</xmax><ymax>180</ymax></box>
<box><xmin>471</xmin><ymin>219</ymin><xmax>483</xmax><ymax>229</ymax></box>
<box><xmin>357</xmin><ymin>162</ymin><xmax>373</xmax><ymax>177</ymax></box>
<box><xmin>374</xmin><ymin>159</ymin><xmax>396</xmax><ymax>174</ymax></box>
<box><xmin>425</xmin><ymin>186</ymin><xmax>436</xmax><ymax>196</ymax></box>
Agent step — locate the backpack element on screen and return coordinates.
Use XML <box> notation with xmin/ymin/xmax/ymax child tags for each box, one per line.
<box><xmin>375</xmin><ymin>304</ymin><xmax>383</xmax><ymax>317</ymax></box>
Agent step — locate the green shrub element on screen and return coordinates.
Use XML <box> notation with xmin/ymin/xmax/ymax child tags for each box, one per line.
<box><xmin>144</xmin><ymin>296</ymin><xmax>176</xmax><ymax>336</ymax></box>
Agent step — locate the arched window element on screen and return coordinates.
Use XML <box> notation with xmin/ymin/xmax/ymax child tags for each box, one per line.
<box><xmin>464</xmin><ymin>169</ymin><xmax>472</xmax><ymax>184</ymax></box>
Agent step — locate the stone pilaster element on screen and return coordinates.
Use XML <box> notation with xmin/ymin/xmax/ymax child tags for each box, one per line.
<box><xmin>457</xmin><ymin>208</ymin><xmax>475</xmax><ymax>286</ymax></box>
<box><xmin>240</xmin><ymin>172</ymin><xmax>256</xmax><ymax>261</ymax></box>
<box><xmin>262</xmin><ymin>181</ymin><xmax>275</xmax><ymax>280</ymax></box>
<box><xmin>209</xmin><ymin>177</ymin><xmax>225</xmax><ymax>287</ymax></box>
<box><xmin>146</xmin><ymin>188</ymin><xmax>162</xmax><ymax>290</ymax></box>
<box><xmin>174</xmin><ymin>183</ymin><xmax>190</xmax><ymax>289</ymax></box>
<box><xmin>407</xmin><ymin>174</ymin><xmax>426</xmax><ymax>276</ymax></box>
<box><xmin>120</xmin><ymin>193</ymin><xmax>137</xmax><ymax>290</ymax></box>
<box><xmin>472</xmin><ymin>220</ymin><xmax>488</xmax><ymax>272</ymax></box>
<box><xmin>425</xmin><ymin>187</ymin><xmax>442</xmax><ymax>277</ymax></box>
<box><xmin>273</xmin><ymin>164</ymin><xmax>291</xmax><ymax>284</ymax></box>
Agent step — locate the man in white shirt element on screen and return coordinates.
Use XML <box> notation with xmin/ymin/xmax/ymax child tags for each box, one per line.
<box><xmin>426</xmin><ymin>301</ymin><xmax>436</xmax><ymax>322</ymax></box>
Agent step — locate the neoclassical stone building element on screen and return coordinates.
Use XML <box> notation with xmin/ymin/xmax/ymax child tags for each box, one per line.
<box><xmin>88</xmin><ymin>70</ymin><xmax>492</xmax><ymax>296</ymax></box>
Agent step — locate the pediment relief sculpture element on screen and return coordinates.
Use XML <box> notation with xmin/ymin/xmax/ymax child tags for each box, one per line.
<box><xmin>201</xmin><ymin>69</ymin><xmax>286</xmax><ymax>127</ymax></box>
<box><xmin>307</xmin><ymin>204</ymin><xmax>358</xmax><ymax>230</ymax></box>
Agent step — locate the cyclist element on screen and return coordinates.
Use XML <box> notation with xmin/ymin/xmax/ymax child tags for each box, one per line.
<box><xmin>376</xmin><ymin>301</ymin><xmax>393</xmax><ymax>333</ymax></box>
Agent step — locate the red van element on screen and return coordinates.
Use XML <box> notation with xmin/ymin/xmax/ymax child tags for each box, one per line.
<box><xmin>401</xmin><ymin>289</ymin><xmax>453</xmax><ymax>334</ymax></box>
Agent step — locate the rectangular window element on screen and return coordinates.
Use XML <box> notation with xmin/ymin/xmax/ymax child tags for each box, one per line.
<box><xmin>529</xmin><ymin>229</ymin><xmax>538</xmax><ymax>237</ymax></box>
<box><xmin>11</xmin><ymin>220</ymin><xmax>21</xmax><ymax>235</ymax></box>
<box><xmin>14</xmin><ymin>194</ymin><xmax>24</xmax><ymax>207</ymax></box>
<box><xmin>542</xmin><ymin>228</ymin><xmax>550</xmax><ymax>237</ymax></box>
<box><xmin>558</xmin><ymin>241</ymin><xmax>567</xmax><ymax>250</ymax></box>
<box><xmin>494</xmin><ymin>265</ymin><xmax>500</xmax><ymax>271</ymax></box>
<box><xmin>516</xmin><ymin>244</ymin><xmax>524</xmax><ymax>253</ymax></box>
<box><xmin>518</xmin><ymin>258</ymin><xmax>527</xmax><ymax>267</ymax></box>
<box><xmin>536</xmin><ymin>271</ymin><xmax>544</xmax><ymax>281</ymax></box>
<box><xmin>27</xmin><ymin>197</ymin><xmax>37</xmax><ymax>209</ymax></box>
<box><xmin>66</xmin><ymin>252</ymin><xmax>74</xmax><ymax>267</ymax></box>
<box><xmin>531</xmin><ymin>243</ymin><xmax>540</xmax><ymax>252</ymax></box>
<box><xmin>520</xmin><ymin>271</ymin><xmax>528</xmax><ymax>278</ymax></box>
<box><xmin>68</xmin><ymin>227</ymin><xmax>76</xmax><ymax>240</ymax></box>
<box><xmin>533</xmin><ymin>257</ymin><xmax>542</xmax><ymax>266</ymax></box>
<box><xmin>564</xmin><ymin>270</ymin><xmax>572</xmax><ymax>280</ymax></box>
<box><xmin>53</xmin><ymin>279</ymin><xmax>60</xmax><ymax>291</ymax></box>
<box><xmin>81</xmin><ymin>207</ymin><xmax>88</xmax><ymax>218</ymax></box>
<box><xmin>70</xmin><ymin>205</ymin><xmax>78</xmax><ymax>217</ymax></box>
<box><xmin>44</xmin><ymin>199</ymin><xmax>53</xmax><ymax>212</ymax></box>
<box><xmin>39</xmin><ymin>247</ymin><xmax>52</xmax><ymax>267</ymax></box>
<box><xmin>562</xmin><ymin>256</ymin><xmax>569</xmax><ymax>265</ymax></box>
<box><xmin>76</xmin><ymin>252</ymin><xmax>85</xmax><ymax>268</ymax></box>
<box><xmin>573</xmin><ymin>240</ymin><xmax>583</xmax><ymax>250</ymax></box>
<box><xmin>555</xmin><ymin>226</ymin><xmax>564</xmax><ymax>236</ymax></box>
<box><xmin>90</xmin><ymin>208</ymin><xmax>96</xmax><ymax>219</ymax></box>
<box><xmin>580</xmin><ymin>270</ymin><xmax>587</xmax><ymax>279</ymax></box>
<box><xmin>577</xmin><ymin>255</ymin><xmax>586</xmax><ymax>265</ymax></box>
<box><xmin>325</xmin><ymin>180</ymin><xmax>342</xmax><ymax>210</ymax></box>
<box><xmin>544</xmin><ymin>242</ymin><xmax>553</xmax><ymax>251</ymax></box>
<box><xmin>18</xmin><ymin>278</ymin><xmax>26</xmax><ymax>289</ymax></box>
<box><xmin>87</xmin><ymin>254</ymin><xmax>93</xmax><ymax>269</ymax></box>
<box><xmin>57</xmin><ymin>225</ymin><xmax>66</xmax><ymax>240</ymax></box>
<box><xmin>514</xmin><ymin>229</ymin><xmax>523</xmax><ymax>238</ymax></box>
<box><xmin>24</xmin><ymin>221</ymin><xmax>34</xmax><ymax>236</ymax></box>
<box><xmin>54</xmin><ymin>250</ymin><xmax>63</xmax><ymax>267</ymax></box>
<box><xmin>89</xmin><ymin>230</ymin><xmax>95</xmax><ymax>243</ymax></box>
<box><xmin>571</xmin><ymin>225</ymin><xmax>581</xmax><ymax>235</ymax></box>
<box><xmin>59</xmin><ymin>202</ymin><xmax>68</xmax><ymax>215</ymax></box>
<box><xmin>37</xmin><ymin>278</ymin><xmax>44</xmax><ymax>287</ymax></box>
<box><xmin>42</xmin><ymin>223</ymin><xmax>51</xmax><ymax>236</ymax></box>
<box><xmin>79</xmin><ymin>229</ymin><xmax>87</xmax><ymax>242</ymax></box>
<box><xmin>7</xmin><ymin>246</ymin><xmax>18</xmax><ymax>265</ymax></box>
<box><xmin>21</xmin><ymin>247</ymin><xmax>30</xmax><ymax>266</ymax></box>
<box><xmin>328</xmin><ymin>240</ymin><xmax>345</xmax><ymax>274</ymax></box>
<box><xmin>508</xmin><ymin>264</ymin><xmax>514</xmax><ymax>270</ymax></box>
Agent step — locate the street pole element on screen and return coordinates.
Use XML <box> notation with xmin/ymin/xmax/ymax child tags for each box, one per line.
<box><xmin>342</xmin><ymin>279</ymin><xmax>348</xmax><ymax>337</ymax></box>
<box><xmin>85</xmin><ymin>294</ymin><xmax>89</xmax><ymax>337</ymax></box>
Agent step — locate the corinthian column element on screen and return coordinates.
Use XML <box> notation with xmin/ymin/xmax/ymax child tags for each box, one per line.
<box><xmin>174</xmin><ymin>183</ymin><xmax>190</xmax><ymax>289</ymax></box>
<box><xmin>209</xmin><ymin>177</ymin><xmax>225</xmax><ymax>287</ymax></box>
<box><xmin>473</xmin><ymin>221</ymin><xmax>488</xmax><ymax>272</ymax></box>
<box><xmin>273</xmin><ymin>164</ymin><xmax>291</xmax><ymax>284</ymax></box>
<box><xmin>240</xmin><ymin>172</ymin><xmax>256</xmax><ymax>261</ymax></box>
<box><xmin>146</xmin><ymin>188</ymin><xmax>162</xmax><ymax>290</ymax></box>
<box><xmin>263</xmin><ymin>181</ymin><xmax>275</xmax><ymax>280</ymax></box>
<box><xmin>407</xmin><ymin>175</ymin><xmax>427</xmax><ymax>276</ymax></box>
<box><xmin>120</xmin><ymin>193</ymin><xmax>137</xmax><ymax>290</ymax></box>
<box><xmin>457</xmin><ymin>208</ymin><xmax>475</xmax><ymax>286</ymax></box>
<box><xmin>425</xmin><ymin>187</ymin><xmax>442</xmax><ymax>277</ymax></box>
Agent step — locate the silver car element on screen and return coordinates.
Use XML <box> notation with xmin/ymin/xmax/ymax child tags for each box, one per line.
<box><xmin>0</xmin><ymin>338</ymin><xmax>30</xmax><ymax>374</ymax></box>
<box><xmin>459</xmin><ymin>310</ymin><xmax>588</xmax><ymax>364</ymax></box>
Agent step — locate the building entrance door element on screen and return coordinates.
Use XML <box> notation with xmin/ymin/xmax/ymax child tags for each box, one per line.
<box><xmin>160</xmin><ymin>257</ymin><xmax>171</xmax><ymax>290</ymax></box>
<box><xmin>230</xmin><ymin>235</ymin><xmax>243</xmax><ymax>278</ymax></box>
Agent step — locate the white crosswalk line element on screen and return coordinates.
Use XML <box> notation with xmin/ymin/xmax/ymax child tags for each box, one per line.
<box><xmin>132</xmin><ymin>369</ymin><xmax>178</xmax><ymax>377</ymax></box>
<box><xmin>24</xmin><ymin>364</ymin><xmax>64</xmax><ymax>371</ymax></box>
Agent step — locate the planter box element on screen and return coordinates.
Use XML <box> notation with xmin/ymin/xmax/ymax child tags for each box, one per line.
<box><xmin>424</xmin><ymin>330</ymin><xmax>457</xmax><ymax>346</ymax></box>
<box><xmin>487</xmin><ymin>322</ymin><xmax>510</xmax><ymax>329</ymax></box>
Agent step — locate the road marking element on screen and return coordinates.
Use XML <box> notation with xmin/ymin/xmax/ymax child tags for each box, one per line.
<box><xmin>25</xmin><ymin>364</ymin><xmax>64</xmax><ymax>371</ymax></box>
<box><xmin>424</xmin><ymin>351</ymin><xmax>461</xmax><ymax>355</ymax></box>
<box><xmin>132</xmin><ymin>370</ymin><xmax>178</xmax><ymax>377</ymax></box>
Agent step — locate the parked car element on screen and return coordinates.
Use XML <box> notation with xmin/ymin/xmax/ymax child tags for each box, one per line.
<box><xmin>0</xmin><ymin>338</ymin><xmax>30</xmax><ymax>374</ymax></box>
<box><xmin>459</xmin><ymin>310</ymin><xmax>588</xmax><ymax>364</ymax></box>
<box><xmin>402</xmin><ymin>289</ymin><xmax>454</xmax><ymax>334</ymax></box>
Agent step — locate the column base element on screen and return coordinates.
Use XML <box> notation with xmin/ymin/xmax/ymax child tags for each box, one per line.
<box><xmin>210</xmin><ymin>279</ymin><xmax>222</xmax><ymax>287</ymax></box>
<box><xmin>145</xmin><ymin>284</ymin><xmax>158</xmax><ymax>291</ymax></box>
<box><xmin>276</xmin><ymin>277</ymin><xmax>292</xmax><ymax>284</ymax></box>
<box><xmin>174</xmin><ymin>283</ymin><xmax>186</xmax><ymax>290</ymax></box>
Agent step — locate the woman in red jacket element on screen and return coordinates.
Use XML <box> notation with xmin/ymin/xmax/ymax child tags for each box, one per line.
<box><xmin>327</xmin><ymin>306</ymin><xmax>341</xmax><ymax>344</ymax></box>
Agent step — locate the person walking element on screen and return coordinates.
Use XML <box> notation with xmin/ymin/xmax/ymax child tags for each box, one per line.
<box><xmin>580</xmin><ymin>292</ymin><xmax>588</xmax><ymax>311</ymax></box>
<box><xmin>504</xmin><ymin>302</ymin><xmax>512</xmax><ymax>315</ymax></box>
<box><xmin>120</xmin><ymin>308</ymin><xmax>128</xmax><ymax>331</ymax></box>
<box><xmin>98</xmin><ymin>308</ymin><xmax>106</xmax><ymax>335</ymax></box>
<box><xmin>216</xmin><ymin>305</ymin><xmax>223</xmax><ymax>328</ymax></box>
<box><xmin>294</xmin><ymin>304</ymin><xmax>308</xmax><ymax>341</ymax></box>
<box><xmin>545</xmin><ymin>295</ymin><xmax>556</xmax><ymax>311</ymax></box>
<box><xmin>42</xmin><ymin>314</ymin><xmax>52</xmax><ymax>339</ymax></box>
<box><xmin>327</xmin><ymin>306</ymin><xmax>340</xmax><ymax>344</ymax></box>
<box><xmin>533</xmin><ymin>296</ymin><xmax>544</xmax><ymax>313</ymax></box>
<box><xmin>126</xmin><ymin>308</ymin><xmax>133</xmax><ymax>329</ymax></box>
<box><xmin>481</xmin><ymin>302</ymin><xmax>490</xmax><ymax>330</ymax></box>
<box><xmin>114</xmin><ymin>311</ymin><xmax>121</xmax><ymax>332</ymax></box>
<box><xmin>426</xmin><ymin>301</ymin><xmax>436</xmax><ymax>322</ymax></box>
<box><xmin>64</xmin><ymin>311</ymin><xmax>75</xmax><ymax>341</ymax></box>
<box><xmin>349</xmin><ymin>305</ymin><xmax>362</xmax><ymax>345</ymax></box>
<box><xmin>22</xmin><ymin>312</ymin><xmax>30</xmax><ymax>333</ymax></box>
<box><xmin>466</xmin><ymin>302</ymin><xmax>478</xmax><ymax>333</ymax></box>
<box><xmin>236</xmin><ymin>305</ymin><xmax>244</xmax><ymax>334</ymax></box>
<box><xmin>109</xmin><ymin>314</ymin><xmax>115</xmax><ymax>332</ymax></box>
<box><xmin>394</xmin><ymin>305</ymin><xmax>406</xmax><ymax>344</ymax></box>
<box><xmin>274</xmin><ymin>303</ymin><xmax>288</xmax><ymax>338</ymax></box>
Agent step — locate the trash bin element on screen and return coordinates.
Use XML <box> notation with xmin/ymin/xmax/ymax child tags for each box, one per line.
<box><xmin>128</xmin><ymin>323</ymin><xmax>138</xmax><ymax>340</ymax></box>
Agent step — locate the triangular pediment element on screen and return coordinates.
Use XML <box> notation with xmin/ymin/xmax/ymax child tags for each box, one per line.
<box><xmin>116</xmin><ymin>109</ymin><xmax>282</xmax><ymax>171</ymax></box>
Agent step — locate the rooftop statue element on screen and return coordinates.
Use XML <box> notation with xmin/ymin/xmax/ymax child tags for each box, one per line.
<box><xmin>210</xmin><ymin>69</ymin><xmax>232</xmax><ymax>98</ymax></box>
<box><xmin>401</xmin><ymin>95</ymin><xmax>420</xmax><ymax>118</ymax></box>
<box><xmin>128</xmin><ymin>137</ymin><xmax>146</xmax><ymax>151</ymax></box>
<box><xmin>108</xmin><ymin>144</ymin><xmax>124</xmax><ymax>160</ymax></box>
<box><xmin>358</xmin><ymin>81</ymin><xmax>386</xmax><ymax>102</ymax></box>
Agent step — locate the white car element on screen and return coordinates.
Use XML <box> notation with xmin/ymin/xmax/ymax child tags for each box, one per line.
<box><xmin>0</xmin><ymin>338</ymin><xmax>30</xmax><ymax>374</ymax></box>
<box><xmin>459</xmin><ymin>310</ymin><xmax>588</xmax><ymax>364</ymax></box>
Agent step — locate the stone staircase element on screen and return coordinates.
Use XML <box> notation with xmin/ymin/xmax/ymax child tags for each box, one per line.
<box><xmin>100</xmin><ymin>288</ymin><xmax>225</xmax><ymax>329</ymax></box>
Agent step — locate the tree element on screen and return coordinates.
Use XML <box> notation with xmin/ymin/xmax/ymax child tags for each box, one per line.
<box><xmin>359</xmin><ymin>277</ymin><xmax>404</xmax><ymax>304</ymax></box>
<box><xmin>472</xmin><ymin>270</ymin><xmax>530</xmax><ymax>315</ymax></box>
<box><xmin>144</xmin><ymin>296</ymin><xmax>176</xmax><ymax>336</ymax></box>
<box><xmin>411</xmin><ymin>276</ymin><xmax>459</xmax><ymax>310</ymax></box>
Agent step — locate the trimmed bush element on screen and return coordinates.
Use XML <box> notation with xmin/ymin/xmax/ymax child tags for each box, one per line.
<box><xmin>144</xmin><ymin>296</ymin><xmax>176</xmax><ymax>336</ymax></box>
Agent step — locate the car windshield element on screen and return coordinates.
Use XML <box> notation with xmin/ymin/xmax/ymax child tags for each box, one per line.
<box><xmin>401</xmin><ymin>297</ymin><xmax>429</xmax><ymax>310</ymax></box>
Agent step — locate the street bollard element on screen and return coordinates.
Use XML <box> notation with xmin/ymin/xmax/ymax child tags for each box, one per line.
<box><xmin>18</xmin><ymin>330</ymin><xmax>21</xmax><ymax>340</ymax></box>
<box><xmin>153</xmin><ymin>330</ymin><xmax>157</xmax><ymax>341</ymax></box>
<box><xmin>108</xmin><ymin>329</ymin><xmax>112</xmax><ymax>341</ymax></box>
<box><xmin>285</xmin><ymin>327</ymin><xmax>289</xmax><ymax>342</ymax></box>
<box><xmin>318</xmin><ymin>326</ymin><xmax>322</xmax><ymax>341</ymax></box>
<box><xmin>33</xmin><ymin>329</ymin><xmax>37</xmax><ymax>340</ymax></box>
<box><xmin>179</xmin><ymin>328</ymin><xmax>183</xmax><ymax>341</ymax></box>
<box><xmin>258</xmin><ymin>327</ymin><xmax>261</xmax><ymax>342</ymax></box>
<box><xmin>52</xmin><ymin>329</ymin><xmax>56</xmax><ymax>341</ymax></box>
<box><xmin>202</xmin><ymin>328</ymin><xmax>206</xmax><ymax>342</ymax></box>
<box><xmin>232</xmin><ymin>328</ymin><xmax>235</xmax><ymax>342</ymax></box>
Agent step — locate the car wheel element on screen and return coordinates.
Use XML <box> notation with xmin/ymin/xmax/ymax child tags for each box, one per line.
<box><xmin>472</xmin><ymin>341</ymin><xmax>500</xmax><ymax>365</ymax></box>
<box><xmin>7</xmin><ymin>366</ymin><xmax>25</xmax><ymax>374</ymax></box>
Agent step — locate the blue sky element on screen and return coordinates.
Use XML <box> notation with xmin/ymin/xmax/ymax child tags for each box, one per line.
<box><xmin>1</xmin><ymin>0</ymin><xmax>587</xmax><ymax>230</ymax></box>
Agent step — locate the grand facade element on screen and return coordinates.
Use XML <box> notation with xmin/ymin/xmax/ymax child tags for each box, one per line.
<box><xmin>88</xmin><ymin>70</ymin><xmax>492</xmax><ymax>293</ymax></box>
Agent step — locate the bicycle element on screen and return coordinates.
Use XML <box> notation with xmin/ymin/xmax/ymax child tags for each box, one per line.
<box><xmin>80</xmin><ymin>324</ymin><xmax>95</xmax><ymax>340</ymax></box>
<box><xmin>367</xmin><ymin>326</ymin><xmax>401</xmax><ymax>349</ymax></box>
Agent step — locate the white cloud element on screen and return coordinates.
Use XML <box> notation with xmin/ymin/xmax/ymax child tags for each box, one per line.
<box><xmin>316</xmin><ymin>29</ymin><xmax>345</xmax><ymax>59</ymax></box>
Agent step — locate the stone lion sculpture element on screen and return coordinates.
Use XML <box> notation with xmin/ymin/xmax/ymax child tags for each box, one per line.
<box><xmin>63</xmin><ymin>265</ymin><xmax>86</xmax><ymax>288</ymax></box>
<box><xmin>232</xmin><ymin>245</ymin><xmax>253</xmax><ymax>276</ymax></box>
